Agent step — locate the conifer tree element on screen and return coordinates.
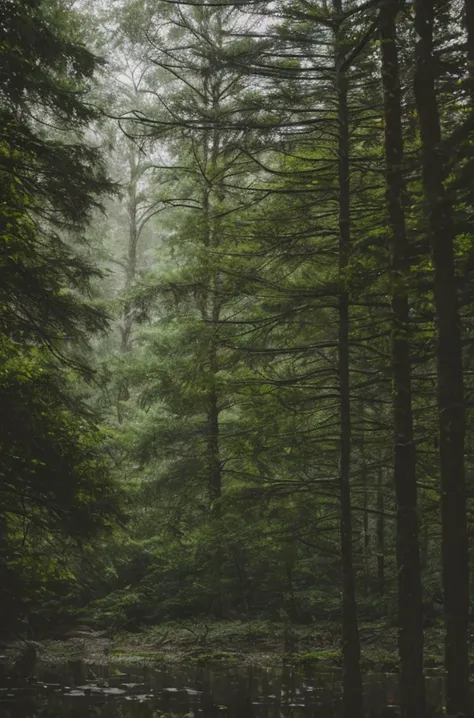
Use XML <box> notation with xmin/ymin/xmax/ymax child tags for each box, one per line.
<box><xmin>379</xmin><ymin>2</ymin><xmax>425</xmax><ymax>715</ymax></box>
<box><xmin>413</xmin><ymin>0</ymin><xmax>470</xmax><ymax>711</ymax></box>
<box><xmin>0</xmin><ymin>0</ymin><xmax>120</xmax><ymax>629</ymax></box>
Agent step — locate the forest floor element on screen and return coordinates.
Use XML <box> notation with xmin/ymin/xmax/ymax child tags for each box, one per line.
<box><xmin>14</xmin><ymin>619</ymin><xmax>456</xmax><ymax>672</ymax></box>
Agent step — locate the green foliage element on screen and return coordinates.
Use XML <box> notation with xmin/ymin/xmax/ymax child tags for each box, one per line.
<box><xmin>3</xmin><ymin>9</ymin><xmax>473</xmax><ymax>707</ymax></box>
<box><xmin>0</xmin><ymin>0</ymin><xmax>121</xmax><ymax>634</ymax></box>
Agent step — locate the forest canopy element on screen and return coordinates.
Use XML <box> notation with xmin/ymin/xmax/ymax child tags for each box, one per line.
<box><xmin>1</xmin><ymin>0</ymin><xmax>474</xmax><ymax>717</ymax></box>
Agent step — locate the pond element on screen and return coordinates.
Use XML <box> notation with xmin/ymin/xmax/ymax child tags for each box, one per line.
<box><xmin>0</xmin><ymin>661</ymin><xmax>449</xmax><ymax>718</ymax></box>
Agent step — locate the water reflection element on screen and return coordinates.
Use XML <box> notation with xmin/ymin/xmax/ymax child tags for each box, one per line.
<box><xmin>0</xmin><ymin>661</ymin><xmax>449</xmax><ymax>718</ymax></box>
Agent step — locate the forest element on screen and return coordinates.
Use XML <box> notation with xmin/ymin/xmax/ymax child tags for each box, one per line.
<box><xmin>1</xmin><ymin>0</ymin><xmax>474</xmax><ymax>716</ymax></box>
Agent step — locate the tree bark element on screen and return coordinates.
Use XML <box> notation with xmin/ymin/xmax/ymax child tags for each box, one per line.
<box><xmin>332</xmin><ymin>5</ymin><xmax>363</xmax><ymax>716</ymax></box>
<box><xmin>201</xmin><ymin>70</ymin><xmax>224</xmax><ymax>616</ymax></box>
<box><xmin>376</xmin><ymin>464</ymin><xmax>385</xmax><ymax>597</ymax></box>
<box><xmin>380</xmin><ymin>5</ymin><xmax>426</xmax><ymax>717</ymax></box>
<box><xmin>360</xmin><ymin>434</ymin><xmax>370</xmax><ymax>597</ymax></box>
<box><xmin>413</xmin><ymin>0</ymin><xmax>470</xmax><ymax>712</ymax></box>
<box><xmin>117</xmin><ymin>148</ymin><xmax>141</xmax><ymax>419</ymax></box>
<box><xmin>207</xmin><ymin>342</ymin><xmax>222</xmax><ymax>505</ymax></box>
<box><xmin>120</xmin><ymin>151</ymin><xmax>139</xmax><ymax>355</ymax></box>
<box><xmin>201</xmin><ymin>89</ymin><xmax>223</xmax><ymax>510</ymax></box>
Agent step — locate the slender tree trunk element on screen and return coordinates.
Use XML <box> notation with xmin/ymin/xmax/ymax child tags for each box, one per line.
<box><xmin>0</xmin><ymin>515</ymin><xmax>8</xmax><ymax>623</ymax></box>
<box><xmin>202</xmin><ymin>124</ymin><xmax>223</xmax><ymax>510</ymax></box>
<box><xmin>120</xmin><ymin>205</ymin><xmax>138</xmax><ymax>356</ymax></box>
<box><xmin>207</xmin><ymin>342</ymin><xmax>222</xmax><ymax>505</ymax></box>
<box><xmin>376</xmin><ymin>464</ymin><xmax>385</xmax><ymax>597</ymax></box>
<box><xmin>120</xmin><ymin>150</ymin><xmax>140</xmax><ymax>355</ymax></box>
<box><xmin>420</xmin><ymin>499</ymin><xmax>429</xmax><ymax>573</ymax></box>
<box><xmin>117</xmin><ymin>150</ymin><xmax>140</xmax><ymax>421</ymax></box>
<box><xmin>332</xmin><ymin>7</ymin><xmax>363</xmax><ymax>717</ymax></box>
<box><xmin>207</xmin><ymin>357</ymin><xmax>223</xmax><ymax>618</ymax></box>
<box><xmin>119</xmin><ymin>145</ymin><xmax>158</xmax><ymax>363</ymax></box>
<box><xmin>202</xmin><ymin>77</ymin><xmax>224</xmax><ymax>615</ymax></box>
<box><xmin>380</xmin><ymin>5</ymin><xmax>426</xmax><ymax>717</ymax></box>
<box><xmin>361</xmin><ymin>434</ymin><xmax>370</xmax><ymax>597</ymax></box>
<box><xmin>413</xmin><ymin>0</ymin><xmax>470</xmax><ymax>712</ymax></box>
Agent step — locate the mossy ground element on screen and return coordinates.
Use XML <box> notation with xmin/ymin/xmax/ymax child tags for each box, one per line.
<box><xmin>24</xmin><ymin>618</ymin><xmax>456</xmax><ymax>671</ymax></box>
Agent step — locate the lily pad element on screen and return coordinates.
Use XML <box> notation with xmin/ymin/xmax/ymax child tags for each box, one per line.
<box><xmin>102</xmin><ymin>687</ymin><xmax>126</xmax><ymax>695</ymax></box>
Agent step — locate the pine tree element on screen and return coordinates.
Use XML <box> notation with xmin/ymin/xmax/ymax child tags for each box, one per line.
<box><xmin>379</xmin><ymin>2</ymin><xmax>425</xmax><ymax>715</ymax></box>
<box><xmin>413</xmin><ymin>0</ymin><xmax>470</xmax><ymax>710</ymax></box>
<box><xmin>0</xmin><ymin>0</ymin><xmax>120</xmax><ymax>630</ymax></box>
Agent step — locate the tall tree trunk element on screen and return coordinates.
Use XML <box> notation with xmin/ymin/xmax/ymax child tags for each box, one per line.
<box><xmin>413</xmin><ymin>0</ymin><xmax>470</xmax><ymax>712</ymax></box>
<box><xmin>332</xmin><ymin>6</ymin><xmax>363</xmax><ymax>717</ymax></box>
<box><xmin>202</xmin><ymin>122</ymin><xmax>223</xmax><ymax>510</ymax></box>
<box><xmin>380</xmin><ymin>5</ymin><xmax>426</xmax><ymax>717</ymax></box>
<box><xmin>117</xmin><ymin>149</ymin><xmax>140</xmax><ymax>420</ymax></box>
<box><xmin>420</xmin><ymin>489</ymin><xmax>432</xmax><ymax>578</ymax></box>
<box><xmin>202</xmin><ymin>74</ymin><xmax>224</xmax><ymax>616</ymax></box>
<box><xmin>120</xmin><ymin>149</ymin><xmax>140</xmax><ymax>355</ymax></box>
<box><xmin>207</xmin><ymin>357</ymin><xmax>223</xmax><ymax>618</ymax></box>
<box><xmin>420</xmin><ymin>498</ymin><xmax>429</xmax><ymax>573</ymax></box>
<box><xmin>361</xmin><ymin>433</ymin><xmax>370</xmax><ymax>597</ymax></box>
<box><xmin>376</xmin><ymin>464</ymin><xmax>385</xmax><ymax>597</ymax></box>
<box><xmin>207</xmin><ymin>341</ymin><xmax>222</xmax><ymax>505</ymax></box>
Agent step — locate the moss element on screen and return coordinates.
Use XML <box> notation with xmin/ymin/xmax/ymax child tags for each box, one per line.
<box><xmin>187</xmin><ymin>650</ymin><xmax>239</xmax><ymax>665</ymax></box>
<box><xmin>110</xmin><ymin>649</ymin><xmax>167</xmax><ymax>663</ymax></box>
<box><xmin>286</xmin><ymin>649</ymin><xmax>342</xmax><ymax>666</ymax></box>
<box><xmin>110</xmin><ymin>646</ymin><xmax>240</xmax><ymax>666</ymax></box>
<box><xmin>360</xmin><ymin>649</ymin><xmax>398</xmax><ymax>672</ymax></box>
<box><xmin>23</xmin><ymin>618</ymin><xmax>462</xmax><ymax>673</ymax></box>
<box><xmin>44</xmin><ymin>643</ymin><xmax>77</xmax><ymax>655</ymax></box>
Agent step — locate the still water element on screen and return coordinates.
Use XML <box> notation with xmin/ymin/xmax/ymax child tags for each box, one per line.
<box><xmin>0</xmin><ymin>662</ymin><xmax>448</xmax><ymax>718</ymax></box>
